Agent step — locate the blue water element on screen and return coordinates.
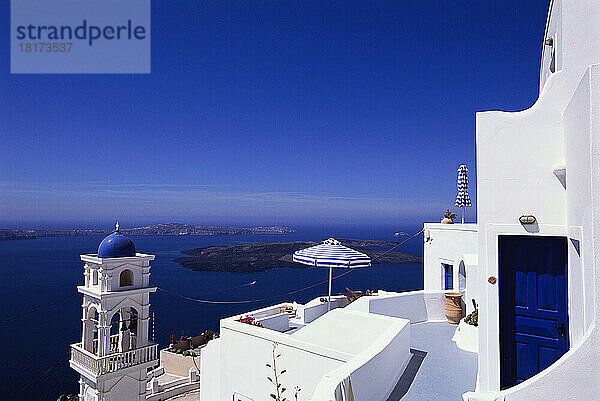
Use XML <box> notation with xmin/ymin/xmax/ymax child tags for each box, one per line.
<box><xmin>0</xmin><ymin>226</ymin><xmax>424</xmax><ymax>400</ymax></box>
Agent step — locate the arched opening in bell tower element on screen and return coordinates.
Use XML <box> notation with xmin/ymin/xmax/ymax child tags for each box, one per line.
<box><xmin>83</xmin><ymin>306</ymin><xmax>99</xmax><ymax>354</ymax></box>
<box><xmin>109</xmin><ymin>307</ymin><xmax>139</xmax><ymax>352</ymax></box>
<box><xmin>119</xmin><ymin>269</ymin><xmax>133</xmax><ymax>287</ymax></box>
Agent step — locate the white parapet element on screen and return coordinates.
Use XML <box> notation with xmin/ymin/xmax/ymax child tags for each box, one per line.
<box><xmin>305</xmin><ymin>310</ymin><xmax>411</xmax><ymax>401</ymax></box>
<box><xmin>346</xmin><ymin>289</ymin><xmax>447</xmax><ymax>323</ymax></box>
<box><xmin>203</xmin><ymin>305</ymin><xmax>411</xmax><ymax>401</ymax></box>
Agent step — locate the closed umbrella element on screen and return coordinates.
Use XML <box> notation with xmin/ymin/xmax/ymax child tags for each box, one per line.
<box><xmin>455</xmin><ymin>164</ymin><xmax>472</xmax><ymax>224</ymax></box>
<box><xmin>293</xmin><ymin>238</ymin><xmax>371</xmax><ymax>311</ymax></box>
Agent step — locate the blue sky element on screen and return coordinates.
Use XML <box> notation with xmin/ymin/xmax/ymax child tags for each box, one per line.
<box><xmin>0</xmin><ymin>1</ymin><xmax>549</xmax><ymax>229</ymax></box>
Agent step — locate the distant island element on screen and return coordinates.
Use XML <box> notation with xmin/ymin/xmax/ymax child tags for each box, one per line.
<box><xmin>173</xmin><ymin>239</ymin><xmax>423</xmax><ymax>272</ymax></box>
<box><xmin>0</xmin><ymin>223</ymin><xmax>295</xmax><ymax>241</ymax></box>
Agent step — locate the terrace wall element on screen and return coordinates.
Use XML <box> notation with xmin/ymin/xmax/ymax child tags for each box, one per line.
<box><xmin>345</xmin><ymin>290</ymin><xmax>446</xmax><ymax>323</ymax></box>
<box><xmin>310</xmin><ymin>313</ymin><xmax>410</xmax><ymax>401</ymax></box>
<box><xmin>203</xmin><ymin>309</ymin><xmax>410</xmax><ymax>401</ymax></box>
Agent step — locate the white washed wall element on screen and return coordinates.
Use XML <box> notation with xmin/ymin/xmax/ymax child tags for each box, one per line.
<box><xmin>465</xmin><ymin>61</ymin><xmax>600</xmax><ymax>401</ymax></box>
<box><xmin>423</xmin><ymin>224</ymin><xmax>478</xmax><ymax>291</ymax></box>
<box><xmin>564</xmin><ymin>67</ymin><xmax>595</xmax><ymax>343</ymax></box>
<box><xmin>310</xmin><ymin>316</ymin><xmax>410</xmax><ymax>401</ymax></box>
<box><xmin>217</xmin><ymin>319</ymin><xmax>349</xmax><ymax>401</ymax></box>
<box><xmin>346</xmin><ymin>290</ymin><xmax>446</xmax><ymax>323</ymax></box>
<box><xmin>199</xmin><ymin>338</ymin><xmax>221</xmax><ymax>401</ymax></box>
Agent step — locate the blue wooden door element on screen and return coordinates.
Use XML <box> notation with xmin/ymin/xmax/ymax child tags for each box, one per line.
<box><xmin>499</xmin><ymin>236</ymin><xmax>569</xmax><ymax>389</ymax></box>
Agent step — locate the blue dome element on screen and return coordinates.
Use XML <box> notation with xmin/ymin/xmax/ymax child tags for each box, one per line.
<box><xmin>97</xmin><ymin>231</ymin><xmax>136</xmax><ymax>258</ymax></box>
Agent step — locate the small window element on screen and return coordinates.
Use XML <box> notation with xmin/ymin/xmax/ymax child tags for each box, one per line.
<box><xmin>550</xmin><ymin>49</ymin><xmax>556</xmax><ymax>73</ymax></box>
<box><xmin>92</xmin><ymin>270</ymin><xmax>98</xmax><ymax>286</ymax></box>
<box><xmin>443</xmin><ymin>263</ymin><xmax>453</xmax><ymax>290</ymax></box>
<box><xmin>119</xmin><ymin>269</ymin><xmax>133</xmax><ymax>287</ymax></box>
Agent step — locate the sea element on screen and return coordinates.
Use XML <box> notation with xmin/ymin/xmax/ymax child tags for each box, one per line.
<box><xmin>0</xmin><ymin>225</ymin><xmax>425</xmax><ymax>401</ymax></box>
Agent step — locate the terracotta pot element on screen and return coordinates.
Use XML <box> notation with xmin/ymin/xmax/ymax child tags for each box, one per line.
<box><xmin>441</xmin><ymin>217</ymin><xmax>454</xmax><ymax>224</ymax></box>
<box><xmin>444</xmin><ymin>292</ymin><xmax>463</xmax><ymax>324</ymax></box>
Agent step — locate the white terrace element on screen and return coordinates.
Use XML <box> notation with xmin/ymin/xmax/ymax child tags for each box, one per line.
<box><xmin>199</xmin><ymin>224</ymin><xmax>478</xmax><ymax>401</ymax></box>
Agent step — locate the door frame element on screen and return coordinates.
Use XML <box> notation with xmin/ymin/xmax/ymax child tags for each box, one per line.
<box><xmin>442</xmin><ymin>262</ymin><xmax>454</xmax><ymax>290</ymax></box>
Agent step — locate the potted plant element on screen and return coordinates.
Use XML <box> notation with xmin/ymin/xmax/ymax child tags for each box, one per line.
<box><xmin>464</xmin><ymin>299</ymin><xmax>478</xmax><ymax>326</ymax></box>
<box><xmin>451</xmin><ymin>299</ymin><xmax>479</xmax><ymax>353</ymax></box>
<box><xmin>441</xmin><ymin>209</ymin><xmax>456</xmax><ymax>224</ymax></box>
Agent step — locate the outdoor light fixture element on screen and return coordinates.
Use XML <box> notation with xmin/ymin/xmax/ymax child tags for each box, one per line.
<box><xmin>545</xmin><ymin>37</ymin><xmax>554</xmax><ymax>46</ymax></box>
<box><xmin>519</xmin><ymin>215</ymin><xmax>537</xmax><ymax>224</ymax></box>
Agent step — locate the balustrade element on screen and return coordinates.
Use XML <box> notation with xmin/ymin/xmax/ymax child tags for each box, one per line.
<box><xmin>71</xmin><ymin>340</ymin><xmax>157</xmax><ymax>376</ymax></box>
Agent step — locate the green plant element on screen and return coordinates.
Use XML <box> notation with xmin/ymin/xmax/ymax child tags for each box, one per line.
<box><xmin>464</xmin><ymin>309</ymin><xmax>478</xmax><ymax>326</ymax></box>
<box><xmin>267</xmin><ymin>343</ymin><xmax>288</xmax><ymax>401</ymax></box>
<box><xmin>444</xmin><ymin>209</ymin><xmax>457</xmax><ymax>220</ymax></box>
<box><xmin>266</xmin><ymin>343</ymin><xmax>301</xmax><ymax>401</ymax></box>
<box><xmin>464</xmin><ymin>299</ymin><xmax>478</xmax><ymax>326</ymax></box>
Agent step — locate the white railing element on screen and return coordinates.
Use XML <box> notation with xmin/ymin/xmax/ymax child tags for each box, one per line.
<box><xmin>71</xmin><ymin>341</ymin><xmax>158</xmax><ymax>376</ymax></box>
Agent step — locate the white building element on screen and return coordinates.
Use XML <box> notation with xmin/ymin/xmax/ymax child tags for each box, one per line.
<box><xmin>69</xmin><ymin>227</ymin><xmax>159</xmax><ymax>401</ymax></box>
<box><xmin>465</xmin><ymin>0</ymin><xmax>600</xmax><ymax>397</ymax></box>
<box><xmin>197</xmin><ymin>0</ymin><xmax>600</xmax><ymax>400</ymax></box>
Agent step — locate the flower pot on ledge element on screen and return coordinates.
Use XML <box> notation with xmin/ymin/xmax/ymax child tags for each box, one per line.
<box><xmin>441</xmin><ymin>217</ymin><xmax>454</xmax><ymax>224</ymax></box>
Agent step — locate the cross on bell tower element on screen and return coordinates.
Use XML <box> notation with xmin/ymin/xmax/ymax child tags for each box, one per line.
<box><xmin>69</xmin><ymin>224</ymin><xmax>158</xmax><ymax>401</ymax></box>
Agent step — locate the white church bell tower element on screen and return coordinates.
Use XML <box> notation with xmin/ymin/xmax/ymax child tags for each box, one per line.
<box><xmin>69</xmin><ymin>223</ymin><xmax>158</xmax><ymax>401</ymax></box>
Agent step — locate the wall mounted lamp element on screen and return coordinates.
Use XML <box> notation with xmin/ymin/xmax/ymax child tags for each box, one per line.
<box><xmin>519</xmin><ymin>215</ymin><xmax>537</xmax><ymax>225</ymax></box>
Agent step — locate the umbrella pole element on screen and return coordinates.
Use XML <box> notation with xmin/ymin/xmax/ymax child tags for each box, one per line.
<box><xmin>328</xmin><ymin>267</ymin><xmax>332</xmax><ymax>311</ymax></box>
<box><xmin>462</xmin><ymin>206</ymin><xmax>465</xmax><ymax>224</ymax></box>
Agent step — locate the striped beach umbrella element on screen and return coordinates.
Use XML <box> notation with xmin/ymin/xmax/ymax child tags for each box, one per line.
<box><xmin>293</xmin><ymin>238</ymin><xmax>371</xmax><ymax>311</ymax></box>
<box><xmin>455</xmin><ymin>164</ymin><xmax>472</xmax><ymax>223</ymax></box>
